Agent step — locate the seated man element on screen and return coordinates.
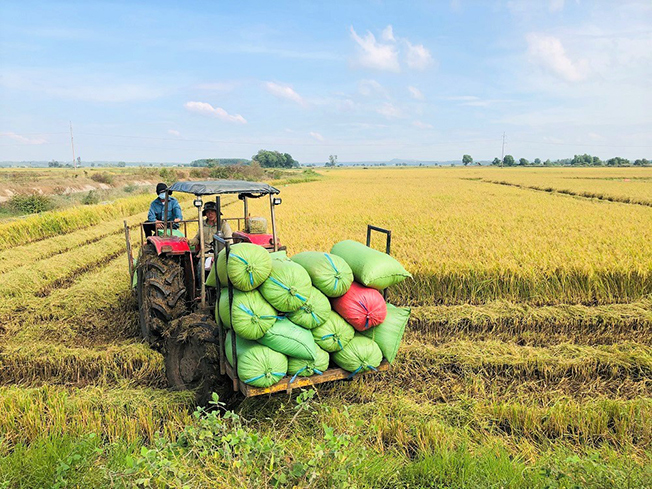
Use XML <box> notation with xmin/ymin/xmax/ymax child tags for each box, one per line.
<box><xmin>188</xmin><ymin>201</ymin><xmax>233</xmax><ymax>253</ymax></box>
<box><xmin>145</xmin><ymin>183</ymin><xmax>183</xmax><ymax>237</ymax></box>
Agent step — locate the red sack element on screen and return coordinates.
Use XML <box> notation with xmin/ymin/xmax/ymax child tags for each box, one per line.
<box><xmin>331</xmin><ymin>282</ymin><xmax>387</xmax><ymax>331</ymax></box>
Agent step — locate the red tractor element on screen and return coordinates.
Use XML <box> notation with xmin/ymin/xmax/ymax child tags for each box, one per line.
<box><xmin>126</xmin><ymin>180</ymin><xmax>391</xmax><ymax>402</ymax></box>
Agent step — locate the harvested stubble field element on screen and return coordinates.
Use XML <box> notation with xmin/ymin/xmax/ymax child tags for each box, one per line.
<box><xmin>0</xmin><ymin>167</ymin><xmax>650</xmax><ymax>488</ymax></box>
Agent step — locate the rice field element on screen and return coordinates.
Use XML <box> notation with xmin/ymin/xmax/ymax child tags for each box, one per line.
<box><xmin>0</xmin><ymin>166</ymin><xmax>650</xmax><ymax>487</ymax></box>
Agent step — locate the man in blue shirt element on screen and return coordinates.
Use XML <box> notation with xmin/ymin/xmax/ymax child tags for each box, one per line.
<box><xmin>145</xmin><ymin>183</ymin><xmax>183</xmax><ymax>236</ymax></box>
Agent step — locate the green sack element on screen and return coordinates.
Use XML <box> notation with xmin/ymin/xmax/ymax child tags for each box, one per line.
<box><xmin>288</xmin><ymin>346</ymin><xmax>330</xmax><ymax>380</ymax></box>
<box><xmin>257</xmin><ymin>317</ymin><xmax>318</xmax><ymax>361</ymax></box>
<box><xmin>270</xmin><ymin>250</ymin><xmax>289</xmax><ymax>261</ymax></box>
<box><xmin>331</xmin><ymin>240</ymin><xmax>412</xmax><ymax>290</ymax></box>
<box><xmin>225</xmin><ymin>333</ymin><xmax>288</xmax><ymax>388</ymax></box>
<box><xmin>228</xmin><ymin>289</ymin><xmax>279</xmax><ymax>340</ymax></box>
<box><xmin>216</xmin><ymin>243</ymin><xmax>272</xmax><ymax>291</ymax></box>
<box><xmin>287</xmin><ymin>287</ymin><xmax>331</xmax><ymax>330</ymax></box>
<box><xmin>215</xmin><ymin>288</ymin><xmax>231</xmax><ymax>328</ymax></box>
<box><xmin>311</xmin><ymin>311</ymin><xmax>355</xmax><ymax>353</ymax></box>
<box><xmin>332</xmin><ymin>334</ymin><xmax>383</xmax><ymax>374</ymax></box>
<box><xmin>259</xmin><ymin>259</ymin><xmax>313</xmax><ymax>313</ymax></box>
<box><xmin>291</xmin><ymin>251</ymin><xmax>353</xmax><ymax>298</ymax></box>
<box><xmin>206</xmin><ymin>261</ymin><xmax>219</xmax><ymax>287</ymax></box>
<box><xmin>360</xmin><ymin>304</ymin><xmax>410</xmax><ymax>363</ymax></box>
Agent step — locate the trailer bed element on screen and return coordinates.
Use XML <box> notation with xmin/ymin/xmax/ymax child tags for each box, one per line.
<box><xmin>224</xmin><ymin>360</ymin><xmax>390</xmax><ymax>397</ymax></box>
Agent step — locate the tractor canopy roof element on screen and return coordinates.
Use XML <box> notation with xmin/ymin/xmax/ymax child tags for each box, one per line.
<box><xmin>168</xmin><ymin>180</ymin><xmax>280</xmax><ymax>196</ymax></box>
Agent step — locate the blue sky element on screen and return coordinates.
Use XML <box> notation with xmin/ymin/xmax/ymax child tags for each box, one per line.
<box><xmin>1</xmin><ymin>0</ymin><xmax>651</xmax><ymax>163</ymax></box>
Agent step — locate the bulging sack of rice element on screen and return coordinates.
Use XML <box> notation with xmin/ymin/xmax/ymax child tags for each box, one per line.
<box><xmin>291</xmin><ymin>251</ymin><xmax>353</xmax><ymax>298</ymax></box>
<box><xmin>287</xmin><ymin>287</ymin><xmax>331</xmax><ymax>330</ymax></box>
<box><xmin>331</xmin><ymin>282</ymin><xmax>387</xmax><ymax>332</ymax></box>
<box><xmin>225</xmin><ymin>333</ymin><xmax>287</xmax><ymax>388</ymax></box>
<box><xmin>216</xmin><ymin>287</ymin><xmax>230</xmax><ymax>327</ymax></box>
<box><xmin>246</xmin><ymin>216</ymin><xmax>267</xmax><ymax>234</ymax></box>
<box><xmin>360</xmin><ymin>304</ymin><xmax>410</xmax><ymax>363</ymax></box>
<box><xmin>259</xmin><ymin>259</ymin><xmax>313</xmax><ymax>312</ymax></box>
<box><xmin>229</xmin><ymin>289</ymin><xmax>279</xmax><ymax>340</ymax></box>
<box><xmin>331</xmin><ymin>240</ymin><xmax>411</xmax><ymax>290</ymax></box>
<box><xmin>311</xmin><ymin>311</ymin><xmax>355</xmax><ymax>353</ymax></box>
<box><xmin>270</xmin><ymin>250</ymin><xmax>289</xmax><ymax>261</ymax></box>
<box><xmin>216</xmin><ymin>243</ymin><xmax>273</xmax><ymax>291</ymax></box>
<box><xmin>288</xmin><ymin>346</ymin><xmax>330</xmax><ymax>382</ymax></box>
<box><xmin>257</xmin><ymin>317</ymin><xmax>318</xmax><ymax>361</ymax></box>
<box><xmin>332</xmin><ymin>334</ymin><xmax>382</xmax><ymax>375</ymax></box>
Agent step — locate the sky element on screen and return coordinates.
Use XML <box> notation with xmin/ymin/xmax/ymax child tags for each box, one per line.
<box><xmin>1</xmin><ymin>0</ymin><xmax>651</xmax><ymax>164</ymax></box>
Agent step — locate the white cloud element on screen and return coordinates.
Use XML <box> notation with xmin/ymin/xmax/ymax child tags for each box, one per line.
<box><xmin>382</xmin><ymin>25</ymin><xmax>395</xmax><ymax>42</ymax></box>
<box><xmin>412</xmin><ymin>121</ymin><xmax>433</xmax><ymax>129</ymax></box>
<box><xmin>405</xmin><ymin>40</ymin><xmax>434</xmax><ymax>70</ymax></box>
<box><xmin>376</xmin><ymin>102</ymin><xmax>404</xmax><ymax>119</ymax></box>
<box><xmin>183</xmin><ymin>101</ymin><xmax>247</xmax><ymax>124</ymax></box>
<box><xmin>167</xmin><ymin>129</ymin><xmax>181</xmax><ymax>137</ymax></box>
<box><xmin>359</xmin><ymin>79</ymin><xmax>388</xmax><ymax>98</ymax></box>
<box><xmin>408</xmin><ymin>86</ymin><xmax>425</xmax><ymax>100</ymax></box>
<box><xmin>444</xmin><ymin>95</ymin><xmax>480</xmax><ymax>102</ymax></box>
<box><xmin>195</xmin><ymin>82</ymin><xmax>238</xmax><ymax>91</ymax></box>
<box><xmin>350</xmin><ymin>25</ymin><xmax>435</xmax><ymax>72</ymax></box>
<box><xmin>526</xmin><ymin>33</ymin><xmax>589</xmax><ymax>82</ymax></box>
<box><xmin>349</xmin><ymin>27</ymin><xmax>400</xmax><ymax>72</ymax></box>
<box><xmin>310</xmin><ymin>131</ymin><xmax>325</xmax><ymax>141</ymax></box>
<box><xmin>0</xmin><ymin>132</ymin><xmax>46</xmax><ymax>145</ymax></box>
<box><xmin>549</xmin><ymin>0</ymin><xmax>564</xmax><ymax>12</ymax></box>
<box><xmin>264</xmin><ymin>82</ymin><xmax>307</xmax><ymax>107</ymax></box>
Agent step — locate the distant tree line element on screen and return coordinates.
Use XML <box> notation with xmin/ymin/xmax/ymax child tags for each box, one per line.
<box><xmin>190</xmin><ymin>158</ymin><xmax>250</xmax><ymax>167</ymax></box>
<box><xmin>484</xmin><ymin>153</ymin><xmax>650</xmax><ymax>167</ymax></box>
<box><xmin>251</xmin><ymin>150</ymin><xmax>299</xmax><ymax>168</ymax></box>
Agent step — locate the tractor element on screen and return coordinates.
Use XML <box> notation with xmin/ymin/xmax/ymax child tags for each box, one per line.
<box><xmin>125</xmin><ymin>180</ymin><xmax>391</xmax><ymax>402</ymax></box>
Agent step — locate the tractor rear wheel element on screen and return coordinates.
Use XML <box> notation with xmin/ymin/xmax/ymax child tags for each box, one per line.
<box><xmin>163</xmin><ymin>312</ymin><xmax>225</xmax><ymax>404</ymax></box>
<box><xmin>137</xmin><ymin>243</ymin><xmax>188</xmax><ymax>348</ymax></box>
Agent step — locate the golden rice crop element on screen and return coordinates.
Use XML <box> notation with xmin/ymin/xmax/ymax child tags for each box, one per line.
<box><xmin>0</xmin><ymin>167</ymin><xmax>650</xmax><ymax>484</ymax></box>
<box><xmin>246</xmin><ymin>167</ymin><xmax>652</xmax><ymax>305</ymax></box>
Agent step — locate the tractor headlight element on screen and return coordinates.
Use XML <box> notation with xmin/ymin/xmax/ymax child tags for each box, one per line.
<box><xmin>193</xmin><ymin>198</ymin><xmax>203</xmax><ymax>208</ymax></box>
<box><xmin>272</xmin><ymin>198</ymin><xmax>282</xmax><ymax>206</ymax></box>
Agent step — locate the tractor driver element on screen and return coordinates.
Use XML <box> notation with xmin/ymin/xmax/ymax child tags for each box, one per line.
<box><xmin>144</xmin><ymin>183</ymin><xmax>183</xmax><ymax>237</ymax></box>
<box><xmin>188</xmin><ymin>201</ymin><xmax>232</xmax><ymax>253</ymax></box>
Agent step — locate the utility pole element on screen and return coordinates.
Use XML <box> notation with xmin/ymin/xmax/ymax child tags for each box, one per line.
<box><xmin>501</xmin><ymin>132</ymin><xmax>506</xmax><ymax>168</ymax></box>
<box><xmin>70</xmin><ymin>121</ymin><xmax>76</xmax><ymax>169</ymax></box>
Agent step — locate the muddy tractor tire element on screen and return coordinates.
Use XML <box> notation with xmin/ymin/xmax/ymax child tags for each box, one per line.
<box><xmin>163</xmin><ymin>312</ymin><xmax>225</xmax><ymax>404</ymax></box>
<box><xmin>137</xmin><ymin>243</ymin><xmax>188</xmax><ymax>347</ymax></box>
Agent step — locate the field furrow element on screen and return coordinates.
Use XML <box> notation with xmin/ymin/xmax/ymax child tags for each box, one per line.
<box><xmin>0</xmin><ymin>233</ymin><xmax>127</xmax><ymax>300</ymax></box>
<box><xmin>481</xmin><ymin>179</ymin><xmax>652</xmax><ymax>207</ymax></box>
<box><xmin>0</xmin><ymin>212</ymin><xmax>146</xmax><ymax>274</ymax></box>
<box><xmin>410</xmin><ymin>300</ymin><xmax>652</xmax><ymax>345</ymax></box>
<box><xmin>0</xmin><ymin>339</ymin><xmax>165</xmax><ymax>388</ymax></box>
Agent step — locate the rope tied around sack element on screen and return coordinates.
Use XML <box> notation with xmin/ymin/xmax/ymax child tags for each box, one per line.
<box><xmin>324</xmin><ymin>253</ymin><xmax>341</xmax><ymax>292</ymax></box>
<box><xmin>237</xmin><ymin>303</ymin><xmax>283</xmax><ymax>323</ymax></box>
<box><xmin>347</xmin><ymin>364</ymin><xmax>377</xmax><ymax>380</ymax></box>
<box><xmin>268</xmin><ymin>276</ymin><xmax>307</xmax><ymax>301</ymax></box>
<box><xmin>244</xmin><ymin>371</ymin><xmax>285</xmax><ymax>384</ymax></box>
<box><xmin>230</xmin><ymin>252</ymin><xmax>255</xmax><ymax>286</ymax></box>
<box><xmin>357</xmin><ymin>300</ymin><xmax>371</xmax><ymax>330</ymax></box>
<box><xmin>290</xmin><ymin>366</ymin><xmax>324</xmax><ymax>384</ymax></box>
<box><xmin>321</xmin><ymin>333</ymin><xmax>344</xmax><ymax>351</ymax></box>
<box><xmin>299</xmin><ymin>302</ymin><xmax>322</xmax><ymax>326</ymax></box>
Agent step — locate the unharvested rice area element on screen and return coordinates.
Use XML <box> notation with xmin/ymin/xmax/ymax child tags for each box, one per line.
<box><xmin>464</xmin><ymin>166</ymin><xmax>652</xmax><ymax>206</ymax></box>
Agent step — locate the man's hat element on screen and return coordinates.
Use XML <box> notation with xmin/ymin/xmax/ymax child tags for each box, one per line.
<box><xmin>202</xmin><ymin>201</ymin><xmax>222</xmax><ymax>216</ymax></box>
<box><xmin>156</xmin><ymin>182</ymin><xmax>168</xmax><ymax>194</ymax></box>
